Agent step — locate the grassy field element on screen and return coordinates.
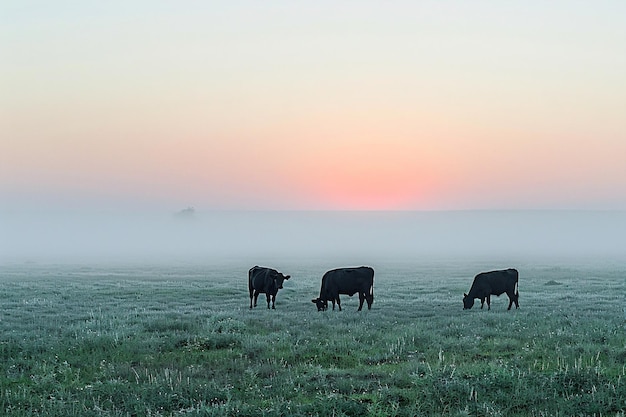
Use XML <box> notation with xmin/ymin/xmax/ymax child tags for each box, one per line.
<box><xmin>0</xmin><ymin>259</ymin><xmax>624</xmax><ymax>416</ymax></box>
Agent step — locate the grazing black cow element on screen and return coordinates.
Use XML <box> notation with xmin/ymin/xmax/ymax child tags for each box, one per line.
<box><xmin>248</xmin><ymin>266</ymin><xmax>290</xmax><ymax>309</ymax></box>
<box><xmin>311</xmin><ymin>266</ymin><xmax>374</xmax><ymax>311</ymax></box>
<box><xmin>463</xmin><ymin>268</ymin><xmax>519</xmax><ymax>310</ymax></box>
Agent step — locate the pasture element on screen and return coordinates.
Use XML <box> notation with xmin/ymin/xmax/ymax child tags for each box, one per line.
<box><xmin>0</xmin><ymin>259</ymin><xmax>624</xmax><ymax>416</ymax></box>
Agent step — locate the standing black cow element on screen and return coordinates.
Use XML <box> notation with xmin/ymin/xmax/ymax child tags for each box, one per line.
<box><xmin>248</xmin><ymin>266</ymin><xmax>290</xmax><ymax>309</ymax></box>
<box><xmin>463</xmin><ymin>268</ymin><xmax>519</xmax><ymax>310</ymax></box>
<box><xmin>311</xmin><ymin>266</ymin><xmax>374</xmax><ymax>311</ymax></box>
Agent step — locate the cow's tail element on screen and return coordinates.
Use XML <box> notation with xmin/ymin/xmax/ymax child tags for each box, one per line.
<box><xmin>248</xmin><ymin>266</ymin><xmax>256</xmax><ymax>294</ymax></box>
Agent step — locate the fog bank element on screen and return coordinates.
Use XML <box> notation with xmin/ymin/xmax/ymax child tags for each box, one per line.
<box><xmin>1</xmin><ymin>210</ymin><xmax>625</xmax><ymax>264</ymax></box>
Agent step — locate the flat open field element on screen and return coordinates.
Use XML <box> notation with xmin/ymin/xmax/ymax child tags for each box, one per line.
<box><xmin>1</xmin><ymin>259</ymin><xmax>624</xmax><ymax>416</ymax></box>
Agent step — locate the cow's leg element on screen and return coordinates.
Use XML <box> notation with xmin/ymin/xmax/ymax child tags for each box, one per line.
<box><xmin>271</xmin><ymin>294</ymin><xmax>276</xmax><ymax>309</ymax></box>
<box><xmin>480</xmin><ymin>297</ymin><xmax>485</xmax><ymax>309</ymax></box>
<box><xmin>507</xmin><ymin>292</ymin><xmax>514</xmax><ymax>310</ymax></box>
<box><xmin>253</xmin><ymin>291</ymin><xmax>260</xmax><ymax>308</ymax></box>
<box><xmin>486</xmin><ymin>295</ymin><xmax>491</xmax><ymax>310</ymax></box>
<box><xmin>336</xmin><ymin>296</ymin><xmax>342</xmax><ymax>311</ymax></box>
<box><xmin>358</xmin><ymin>292</ymin><xmax>365</xmax><ymax>311</ymax></box>
<box><xmin>265</xmin><ymin>293</ymin><xmax>271</xmax><ymax>309</ymax></box>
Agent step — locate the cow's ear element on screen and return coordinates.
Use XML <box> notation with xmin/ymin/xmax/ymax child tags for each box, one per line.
<box><xmin>311</xmin><ymin>299</ymin><xmax>317</xmax><ymax>303</ymax></box>
<box><xmin>463</xmin><ymin>293</ymin><xmax>467</xmax><ymax>297</ymax></box>
<box><xmin>285</xmin><ymin>275</ymin><xmax>291</xmax><ymax>279</ymax></box>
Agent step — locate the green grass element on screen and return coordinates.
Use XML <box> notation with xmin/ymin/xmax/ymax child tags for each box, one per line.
<box><xmin>0</xmin><ymin>260</ymin><xmax>625</xmax><ymax>416</ymax></box>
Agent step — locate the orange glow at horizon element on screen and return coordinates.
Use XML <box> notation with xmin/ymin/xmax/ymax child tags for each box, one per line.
<box><xmin>288</xmin><ymin>138</ymin><xmax>443</xmax><ymax>210</ymax></box>
<box><xmin>309</xmin><ymin>176</ymin><xmax>434</xmax><ymax>210</ymax></box>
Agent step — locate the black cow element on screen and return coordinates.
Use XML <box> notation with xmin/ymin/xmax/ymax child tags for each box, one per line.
<box><xmin>248</xmin><ymin>266</ymin><xmax>290</xmax><ymax>309</ymax></box>
<box><xmin>463</xmin><ymin>268</ymin><xmax>519</xmax><ymax>310</ymax></box>
<box><xmin>311</xmin><ymin>266</ymin><xmax>374</xmax><ymax>311</ymax></box>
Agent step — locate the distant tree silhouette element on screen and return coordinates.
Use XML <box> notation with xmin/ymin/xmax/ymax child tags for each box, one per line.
<box><xmin>175</xmin><ymin>206</ymin><xmax>195</xmax><ymax>219</ymax></box>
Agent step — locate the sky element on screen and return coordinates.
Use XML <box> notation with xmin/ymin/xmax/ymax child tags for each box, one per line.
<box><xmin>2</xmin><ymin>1</ymin><xmax>626</xmax><ymax>211</ymax></box>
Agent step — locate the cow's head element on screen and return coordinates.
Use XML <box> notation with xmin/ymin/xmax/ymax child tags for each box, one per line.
<box><xmin>463</xmin><ymin>293</ymin><xmax>474</xmax><ymax>309</ymax></box>
<box><xmin>274</xmin><ymin>273</ymin><xmax>290</xmax><ymax>290</ymax></box>
<box><xmin>311</xmin><ymin>298</ymin><xmax>327</xmax><ymax>311</ymax></box>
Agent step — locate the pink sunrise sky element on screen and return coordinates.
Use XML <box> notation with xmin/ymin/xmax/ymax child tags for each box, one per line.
<box><xmin>2</xmin><ymin>1</ymin><xmax>625</xmax><ymax>211</ymax></box>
